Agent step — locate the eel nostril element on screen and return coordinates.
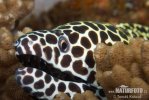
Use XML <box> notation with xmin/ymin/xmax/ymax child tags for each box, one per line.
<box><xmin>14</xmin><ymin>40</ymin><xmax>20</xmax><ymax>47</ymax></box>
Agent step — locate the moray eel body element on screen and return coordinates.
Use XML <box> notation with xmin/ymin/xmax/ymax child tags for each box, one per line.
<box><xmin>15</xmin><ymin>21</ymin><xmax>149</xmax><ymax>100</ymax></box>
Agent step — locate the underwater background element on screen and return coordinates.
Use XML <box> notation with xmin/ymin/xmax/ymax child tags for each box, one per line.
<box><xmin>0</xmin><ymin>0</ymin><xmax>149</xmax><ymax>100</ymax></box>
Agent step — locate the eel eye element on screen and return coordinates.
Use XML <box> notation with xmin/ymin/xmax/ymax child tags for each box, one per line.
<box><xmin>58</xmin><ymin>36</ymin><xmax>69</xmax><ymax>52</ymax></box>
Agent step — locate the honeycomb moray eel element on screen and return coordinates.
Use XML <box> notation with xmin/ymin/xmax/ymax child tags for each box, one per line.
<box><xmin>15</xmin><ymin>21</ymin><xmax>149</xmax><ymax>100</ymax></box>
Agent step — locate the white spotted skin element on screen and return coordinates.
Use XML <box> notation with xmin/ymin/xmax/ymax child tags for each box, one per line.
<box><xmin>15</xmin><ymin>21</ymin><xmax>149</xmax><ymax>100</ymax></box>
<box><xmin>16</xmin><ymin>67</ymin><xmax>105</xmax><ymax>100</ymax></box>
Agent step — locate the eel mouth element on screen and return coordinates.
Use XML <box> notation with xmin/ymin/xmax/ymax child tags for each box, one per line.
<box><xmin>17</xmin><ymin>55</ymin><xmax>87</xmax><ymax>83</ymax></box>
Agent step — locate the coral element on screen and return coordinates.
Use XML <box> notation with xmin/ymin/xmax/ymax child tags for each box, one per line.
<box><xmin>0</xmin><ymin>27</ymin><xmax>13</xmax><ymax>50</ymax></box>
<box><xmin>94</xmin><ymin>38</ymin><xmax>149</xmax><ymax>100</ymax></box>
<box><xmin>18</xmin><ymin>12</ymin><xmax>53</xmax><ymax>30</ymax></box>
<box><xmin>0</xmin><ymin>48</ymin><xmax>18</xmax><ymax>67</ymax></box>
<box><xmin>14</xmin><ymin>27</ymin><xmax>33</xmax><ymax>41</ymax></box>
<box><xmin>54</xmin><ymin>90</ymin><xmax>98</xmax><ymax>100</ymax></box>
<box><xmin>16</xmin><ymin>0</ymin><xmax>149</xmax><ymax>29</ymax></box>
<box><xmin>80</xmin><ymin>90</ymin><xmax>98</xmax><ymax>100</ymax></box>
<box><xmin>73</xmin><ymin>90</ymin><xmax>98</xmax><ymax>100</ymax></box>
<box><xmin>0</xmin><ymin>27</ymin><xmax>33</xmax><ymax>99</ymax></box>
<box><xmin>47</xmin><ymin>0</ymin><xmax>149</xmax><ymax>27</ymax></box>
<box><xmin>0</xmin><ymin>0</ymin><xmax>34</xmax><ymax>29</ymax></box>
<box><xmin>0</xmin><ymin>26</ymin><xmax>32</xmax><ymax>67</ymax></box>
<box><xmin>0</xmin><ymin>0</ymin><xmax>148</xmax><ymax>100</ymax></box>
<box><xmin>1</xmin><ymin>75</ymin><xmax>33</xmax><ymax>100</ymax></box>
<box><xmin>54</xmin><ymin>92</ymin><xmax>70</xmax><ymax>100</ymax></box>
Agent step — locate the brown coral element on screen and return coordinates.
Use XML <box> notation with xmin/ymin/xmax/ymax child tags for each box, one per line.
<box><xmin>47</xmin><ymin>0</ymin><xmax>149</xmax><ymax>27</ymax></box>
<box><xmin>0</xmin><ymin>0</ymin><xmax>148</xmax><ymax>100</ymax></box>
<box><xmin>54</xmin><ymin>92</ymin><xmax>70</xmax><ymax>100</ymax></box>
<box><xmin>54</xmin><ymin>90</ymin><xmax>98</xmax><ymax>100</ymax></box>
<box><xmin>18</xmin><ymin>0</ymin><xmax>149</xmax><ymax>29</ymax></box>
<box><xmin>14</xmin><ymin>27</ymin><xmax>33</xmax><ymax>41</ymax></box>
<box><xmin>1</xmin><ymin>75</ymin><xmax>34</xmax><ymax>100</ymax></box>
<box><xmin>0</xmin><ymin>27</ymin><xmax>33</xmax><ymax>100</ymax></box>
<box><xmin>95</xmin><ymin>38</ymin><xmax>149</xmax><ymax>100</ymax></box>
<box><xmin>0</xmin><ymin>0</ymin><xmax>34</xmax><ymax>29</ymax></box>
<box><xmin>0</xmin><ymin>27</ymin><xmax>13</xmax><ymax>50</ymax></box>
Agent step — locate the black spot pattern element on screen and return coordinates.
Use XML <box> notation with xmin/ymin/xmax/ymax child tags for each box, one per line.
<box><xmin>61</xmin><ymin>55</ymin><xmax>72</xmax><ymax>67</ymax></box>
<box><xmin>106</xmin><ymin>25</ymin><xmax>117</xmax><ymax>33</ymax></box>
<box><xmin>21</xmin><ymin>38</ymin><xmax>28</xmax><ymax>46</ymax></box>
<box><xmin>46</xmin><ymin>34</ymin><xmax>57</xmax><ymax>44</ymax></box>
<box><xmin>54</xmin><ymin>47</ymin><xmax>60</xmax><ymax>64</ymax></box>
<box><xmin>73</xmin><ymin>60</ymin><xmax>88</xmax><ymax>75</ymax></box>
<box><xmin>23</xmin><ymin>75</ymin><xmax>34</xmax><ymax>85</ymax></box>
<box><xmin>29</xmin><ymin>35</ymin><xmax>38</xmax><ymax>41</ymax></box>
<box><xmin>87</xmin><ymin>71</ymin><xmax>96</xmax><ymax>83</ymax></box>
<box><xmin>119</xmin><ymin>31</ymin><xmax>128</xmax><ymax>40</ymax></box>
<box><xmin>45</xmin><ymin>84</ymin><xmax>56</xmax><ymax>96</ymax></box>
<box><xmin>71</xmin><ymin>46</ymin><xmax>84</xmax><ymax>57</ymax></box>
<box><xmin>35</xmin><ymin>70</ymin><xmax>43</xmax><ymax>77</ymax></box>
<box><xmin>32</xmin><ymin>32</ymin><xmax>44</xmax><ymax>37</ymax></box>
<box><xmin>51</xmin><ymin>30</ymin><xmax>63</xmax><ymax>36</ymax></box>
<box><xmin>123</xmin><ymin>24</ymin><xmax>131</xmax><ymax>30</ymax></box>
<box><xmin>17</xmin><ymin>47</ymin><xmax>23</xmax><ymax>54</ymax></box>
<box><xmin>69</xmin><ymin>83</ymin><xmax>81</xmax><ymax>93</ymax></box>
<box><xmin>81</xmin><ymin>37</ymin><xmax>91</xmax><ymax>49</ymax></box>
<box><xmin>58</xmin><ymin>82</ymin><xmax>66</xmax><ymax>92</ymax></box>
<box><xmin>53</xmin><ymin>77</ymin><xmax>58</xmax><ymax>82</ymax></box>
<box><xmin>84</xmin><ymin>22</ymin><xmax>99</xmax><ymax>31</ymax></box>
<box><xmin>139</xmin><ymin>26</ymin><xmax>147</xmax><ymax>33</ymax></box>
<box><xmin>97</xmin><ymin>23</ymin><xmax>106</xmax><ymax>30</ymax></box>
<box><xmin>119</xmin><ymin>28</ymin><xmax>131</xmax><ymax>36</ymax></box>
<box><xmin>132</xmin><ymin>32</ymin><xmax>138</xmax><ymax>37</ymax></box>
<box><xmin>21</xmin><ymin>38</ymin><xmax>32</xmax><ymax>54</ymax></box>
<box><xmin>33</xmin><ymin>44</ymin><xmax>42</xmax><ymax>57</ymax></box>
<box><xmin>34</xmin><ymin>80</ymin><xmax>44</xmax><ymax>89</ymax></box>
<box><xmin>44</xmin><ymin>74</ymin><xmax>51</xmax><ymax>83</ymax></box>
<box><xmin>107</xmin><ymin>30</ymin><xmax>121</xmax><ymax>41</ymax></box>
<box><xmin>43</xmin><ymin>46</ymin><xmax>52</xmax><ymax>60</ymax></box>
<box><xmin>100</xmin><ymin>31</ymin><xmax>108</xmax><ymax>43</ymax></box>
<box><xmin>68</xmin><ymin>32</ymin><xmax>79</xmax><ymax>44</ymax></box>
<box><xmin>63</xmin><ymin>30</ymin><xmax>72</xmax><ymax>36</ymax></box>
<box><xmin>40</xmin><ymin>38</ymin><xmax>46</xmax><ymax>45</ymax></box>
<box><xmin>73</xmin><ymin>25</ymin><xmax>89</xmax><ymax>33</ymax></box>
<box><xmin>85</xmin><ymin>51</ymin><xmax>95</xmax><ymax>68</ymax></box>
<box><xmin>27</xmin><ymin>67</ymin><xmax>33</xmax><ymax>73</ymax></box>
<box><xmin>88</xmin><ymin>31</ymin><xmax>98</xmax><ymax>44</ymax></box>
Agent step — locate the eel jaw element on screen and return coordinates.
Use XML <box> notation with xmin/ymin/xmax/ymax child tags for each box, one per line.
<box><xmin>16</xmin><ymin>55</ymin><xmax>87</xmax><ymax>83</ymax></box>
<box><xmin>15</xmin><ymin>67</ymin><xmax>99</xmax><ymax>100</ymax></box>
<box><xmin>15</xmin><ymin>55</ymin><xmax>106</xmax><ymax>100</ymax></box>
